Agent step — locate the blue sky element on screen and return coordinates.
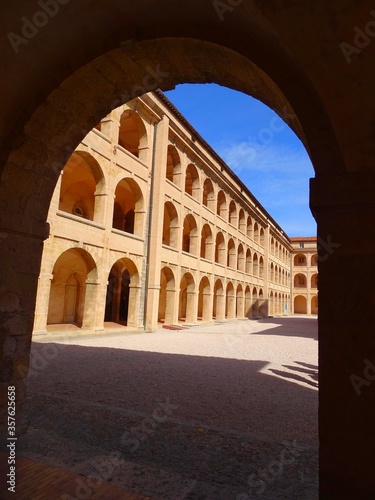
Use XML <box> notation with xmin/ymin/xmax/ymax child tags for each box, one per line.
<box><xmin>165</xmin><ymin>83</ymin><xmax>316</xmax><ymax>237</ymax></box>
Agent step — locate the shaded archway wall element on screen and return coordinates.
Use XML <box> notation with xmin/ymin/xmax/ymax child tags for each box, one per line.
<box><xmin>1</xmin><ymin>3</ymin><xmax>375</xmax><ymax>497</ymax></box>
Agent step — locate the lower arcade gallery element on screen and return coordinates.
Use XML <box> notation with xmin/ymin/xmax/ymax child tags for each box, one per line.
<box><xmin>32</xmin><ymin>91</ymin><xmax>318</xmax><ymax>335</ymax></box>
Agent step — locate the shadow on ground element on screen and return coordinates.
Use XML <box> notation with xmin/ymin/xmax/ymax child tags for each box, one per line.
<box><xmin>14</xmin><ymin>341</ymin><xmax>318</xmax><ymax>499</ymax></box>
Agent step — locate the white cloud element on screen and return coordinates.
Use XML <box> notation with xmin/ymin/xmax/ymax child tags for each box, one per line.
<box><xmin>218</xmin><ymin>141</ymin><xmax>314</xmax><ymax>177</ymax></box>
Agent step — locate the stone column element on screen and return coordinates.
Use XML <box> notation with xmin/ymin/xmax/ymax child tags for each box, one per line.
<box><xmin>82</xmin><ymin>279</ymin><xmax>101</xmax><ymax>329</ymax></box>
<box><xmin>128</xmin><ymin>284</ymin><xmax>141</xmax><ymax>328</ymax></box>
<box><xmin>0</xmin><ymin>219</ymin><xmax>49</xmax><ymax>440</ymax></box>
<box><xmin>165</xmin><ymin>287</ymin><xmax>176</xmax><ymax>324</ymax></box>
<box><xmin>186</xmin><ymin>289</ymin><xmax>197</xmax><ymax>323</ymax></box>
<box><xmin>236</xmin><ymin>293</ymin><xmax>244</xmax><ymax>318</ymax></box>
<box><xmin>311</xmin><ymin>174</ymin><xmax>375</xmax><ymax>498</ymax></box>
<box><xmin>202</xmin><ymin>288</ymin><xmax>213</xmax><ymax>322</ymax></box>
<box><xmin>145</xmin><ymin>116</ymin><xmax>169</xmax><ymax>331</ymax></box>
<box><xmin>33</xmin><ymin>272</ymin><xmax>53</xmax><ymax>335</ymax></box>
<box><xmin>216</xmin><ymin>289</ymin><xmax>226</xmax><ymax>320</ymax></box>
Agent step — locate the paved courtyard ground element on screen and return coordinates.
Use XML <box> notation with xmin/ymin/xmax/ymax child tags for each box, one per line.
<box><xmin>17</xmin><ymin>316</ymin><xmax>318</xmax><ymax>499</ymax></box>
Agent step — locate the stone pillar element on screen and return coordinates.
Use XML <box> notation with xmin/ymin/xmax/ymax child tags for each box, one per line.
<box><xmin>145</xmin><ymin>116</ymin><xmax>169</xmax><ymax>331</ymax></box>
<box><xmin>128</xmin><ymin>284</ymin><xmax>141</xmax><ymax>328</ymax></box>
<box><xmin>311</xmin><ymin>174</ymin><xmax>375</xmax><ymax>498</ymax></box>
<box><xmin>186</xmin><ymin>290</ymin><xmax>197</xmax><ymax>323</ymax></box>
<box><xmin>92</xmin><ymin>278</ymin><xmax>108</xmax><ymax>332</ymax></box>
<box><xmin>226</xmin><ymin>291</ymin><xmax>236</xmax><ymax>320</ymax></box>
<box><xmin>215</xmin><ymin>289</ymin><xmax>225</xmax><ymax>320</ymax></box>
<box><xmin>165</xmin><ymin>287</ymin><xmax>176</xmax><ymax>324</ymax></box>
<box><xmin>236</xmin><ymin>293</ymin><xmax>244</xmax><ymax>318</ymax></box>
<box><xmin>0</xmin><ymin>219</ymin><xmax>49</xmax><ymax>440</ymax></box>
<box><xmin>202</xmin><ymin>289</ymin><xmax>212</xmax><ymax>322</ymax></box>
<box><xmin>33</xmin><ymin>272</ymin><xmax>53</xmax><ymax>335</ymax></box>
<box><xmin>82</xmin><ymin>279</ymin><xmax>100</xmax><ymax>329</ymax></box>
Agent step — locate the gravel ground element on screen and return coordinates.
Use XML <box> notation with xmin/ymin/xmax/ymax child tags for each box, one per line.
<box><xmin>16</xmin><ymin>316</ymin><xmax>318</xmax><ymax>499</ymax></box>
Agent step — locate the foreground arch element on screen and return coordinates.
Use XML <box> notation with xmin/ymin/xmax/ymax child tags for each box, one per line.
<box><xmin>1</xmin><ymin>3</ymin><xmax>374</xmax><ymax>495</ymax></box>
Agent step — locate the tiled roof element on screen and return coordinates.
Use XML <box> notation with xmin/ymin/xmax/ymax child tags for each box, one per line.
<box><xmin>290</xmin><ymin>236</ymin><xmax>317</xmax><ymax>241</ymax></box>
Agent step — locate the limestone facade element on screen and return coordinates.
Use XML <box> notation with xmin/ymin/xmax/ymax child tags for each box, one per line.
<box><xmin>33</xmin><ymin>91</ymin><xmax>298</xmax><ymax>335</ymax></box>
<box><xmin>291</xmin><ymin>237</ymin><xmax>318</xmax><ymax>315</ymax></box>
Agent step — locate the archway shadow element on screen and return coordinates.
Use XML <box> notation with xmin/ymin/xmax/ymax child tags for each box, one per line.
<box><xmin>249</xmin><ymin>317</ymin><xmax>318</xmax><ymax>340</ymax></box>
<box><xmin>15</xmin><ymin>341</ymin><xmax>318</xmax><ymax>498</ymax></box>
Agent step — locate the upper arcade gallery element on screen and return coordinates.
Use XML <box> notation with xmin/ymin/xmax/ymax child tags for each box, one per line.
<box><xmin>1</xmin><ymin>2</ymin><xmax>375</xmax><ymax>497</ymax></box>
<box><xmin>33</xmin><ymin>90</ymin><xmax>296</xmax><ymax>336</ymax></box>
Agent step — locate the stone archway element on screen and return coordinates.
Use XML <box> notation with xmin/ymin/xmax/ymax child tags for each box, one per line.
<box><xmin>104</xmin><ymin>258</ymin><xmax>139</xmax><ymax>328</ymax></box>
<box><xmin>1</xmin><ymin>3</ymin><xmax>374</xmax><ymax>496</ymax></box>
<box><xmin>47</xmin><ymin>248</ymin><xmax>98</xmax><ymax>329</ymax></box>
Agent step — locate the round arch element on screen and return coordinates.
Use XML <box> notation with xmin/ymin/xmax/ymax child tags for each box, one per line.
<box><xmin>294</xmin><ymin>295</ymin><xmax>307</xmax><ymax>314</ymax></box>
<box><xmin>198</xmin><ymin>276</ymin><xmax>211</xmax><ymax>322</ymax></box>
<box><xmin>59</xmin><ymin>150</ymin><xmax>106</xmax><ymax>223</ymax></box>
<box><xmin>163</xmin><ymin>201</ymin><xmax>179</xmax><ymax>248</ymax></box>
<box><xmin>47</xmin><ymin>248</ymin><xmax>97</xmax><ymax>328</ymax></box>
<box><xmin>112</xmin><ymin>177</ymin><xmax>144</xmax><ymax>236</ymax></box>
<box><xmin>0</xmin><ymin>10</ymin><xmax>364</xmax><ymax>492</ymax></box>
<box><xmin>179</xmin><ymin>272</ymin><xmax>195</xmax><ymax>323</ymax></box>
<box><xmin>158</xmin><ymin>266</ymin><xmax>176</xmax><ymax>324</ymax></box>
<box><xmin>118</xmin><ymin>108</ymin><xmax>148</xmax><ymax>161</ymax></box>
<box><xmin>166</xmin><ymin>144</ymin><xmax>181</xmax><ymax>186</ymax></box>
<box><xmin>104</xmin><ymin>257</ymin><xmax>140</xmax><ymax>328</ymax></box>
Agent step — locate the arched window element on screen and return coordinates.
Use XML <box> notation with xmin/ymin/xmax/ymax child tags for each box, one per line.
<box><xmin>182</xmin><ymin>215</ymin><xmax>198</xmax><ymax>254</ymax></box>
<box><xmin>202</xmin><ymin>178</ymin><xmax>215</xmax><ymax>210</ymax></box>
<box><xmin>238</xmin><ymin>209</ymin><xmax>246</xmax><ymax>232</ymax></box>
<box><xmin>254</xmin><ymin>223</ymin><xmax>259</xmax><ymax>243</ymax></box>
<box><xmin>166</xmin><ymin>145</ymin><xmax>181</xmax><ymax>186</ymax></box>
<box><xmin>247</xmin><ymin>216</ymin><xmax>253</xmax><ymax>238</ymax></box>
<box><xmin>59</xmin><ymin>151</ymin><xmax>105</xmax><ymax>223</ymax></box>
<box><xmin>118</xmin><ymin>109</ymin><xmax>148</xmax><ymax>160</ymax></box>
<box><xmin>200</xmin><ymin>224</ymin><xmax>213</xmax><ymax>260</ymax></box>
<box><xmin>179</xmin><ymin>273</ymin><xmax>195</xmax><ymax>322</ymax></box>
<box><xmin>237</xmin><ymin>244</ymin><xmax>245</xmax><ymax>271</ymax></box>
<box><xmin>215</xmin><ymin>232</ymin><xmax>226</xmax><ymax>265</ymax></box>
<box><xmin>112</xmin><ymin>178</ymin><xmax>144</xmax><ymax>236</ymax></box>
<box><xmin>162</xmin><ymin>202</ymin><xmax>179</xmax><ymax>247</ymax></box>
<box><xmin>311</xmin><ymin>273</ymin><xmax>318</xmax><ymax>288</ymax></box>
<box><xmin>217</xmin><ymin>190</ymin><xmax>227</xmax><ymax>218</ymax></box>
<box><xmin>260</xmin><ymin>228</ymin><xmax>265</xmax><ymax>246</ymax></box>
<box><xmin>294</xmin><ymin>273</ymin><xmax>307</xmax><ymax>287</ymax></box>
<box><xmin>229</xmin><ymin>200</ymin><xmax>237</xmax><ymax>226</ymax></box>
<box><xmin>294</xmin><ymin>253</ymin><xmax>307</xmax><ymax>266</ymax></box>
<box><xmin>185</xmin><ymin>164</ymin><xmax>200</xmax><ymax>200</ymax></box>
<box><xmin>246</xmin><ymin>249</ymin><xmax>252</xmax><ymax>274</ymax></box>
<box><xmin>227</xmin><ymin>238</ymin><xmax>236</xmax><ymax>268</ymax></box>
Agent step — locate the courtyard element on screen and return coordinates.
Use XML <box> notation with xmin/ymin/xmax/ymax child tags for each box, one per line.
<box><xmin>18</xmin><ymin>316</ymin><xmax>318</xmax><ymax>499</ymax></box>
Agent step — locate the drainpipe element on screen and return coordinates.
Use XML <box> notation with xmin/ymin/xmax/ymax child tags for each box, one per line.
<box><xmin>143</xmin><ymin>122</ymin><xmax>158</xmax><ymax>330</ymax></box>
